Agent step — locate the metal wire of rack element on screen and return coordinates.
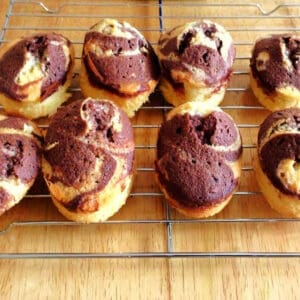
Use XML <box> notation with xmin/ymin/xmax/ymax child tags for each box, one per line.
<box><xmin>1</xmin><ymin>0</ymin><xmax>300</xmax><ymax>259</ymax></box>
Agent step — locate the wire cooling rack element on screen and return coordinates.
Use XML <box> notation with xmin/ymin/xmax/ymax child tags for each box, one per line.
<box><xmin>1</xmin><ymin>0</ymin><xmax>300</xmax><ymax>259</ymax></box>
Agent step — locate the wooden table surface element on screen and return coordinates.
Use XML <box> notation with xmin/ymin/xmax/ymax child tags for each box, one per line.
<box><xmin>0</xmin><ymin>0</ymin><xmax>300</xmax><ymax>299</ymax></box>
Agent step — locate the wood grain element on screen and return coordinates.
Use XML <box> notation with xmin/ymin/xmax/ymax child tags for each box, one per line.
<box><xmin>0</xmin><ymin>0</ymin><xmax>300</xmax><ymax>299</ymax></box>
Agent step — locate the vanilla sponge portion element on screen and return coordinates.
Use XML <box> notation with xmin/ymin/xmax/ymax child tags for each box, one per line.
<box><xmin>0</xmin><ymin>76</ymin><xmax>73</xmax><ymax>119</ymax></box>
<box><xmin>159</xmin><ymin>77</ymin><xmax>227</xmax><ymax>108</ymax></box>
<box><xmin>157</xmin><ymin>20</ymin><xmax>235</xmax><ymax>107</ymax></box>
<box><xmin>80</xmin><ymin>18</ymin><xmax>160</xmax><ymax>118</ymax></box>
<box><xmin>80</xmin><ymin>61</ymin><xmax>157</xmax><ymax>118</ymax></box>
<box><xmin>255</xmin><ymin>156</ymin><xmax>300</xmax><ymax>217</ymax></box>
<box><xmin>0</xmin><ymin>33</ymin><xmax>74</xmax><ymax>119</ymax></box>
<box><xmin>43</xmin><ymin>157</ymin><xmax>134</xmax><ymax>223</ymax></box>
<box><xmin>250</xmin><ymin>72</ymin><xmax>300</xmax><ymax>111</ymax></box>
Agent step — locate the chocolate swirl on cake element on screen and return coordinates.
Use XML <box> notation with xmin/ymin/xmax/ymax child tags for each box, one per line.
<box><xmin>82</xmin><ymin>19</ymin><xmax>160</xmax><ymax>97</ymax></box>
<box><xmin>43</xmin><ymin>98</ymin><xmax>135</xmax><ymax>220</ymax></box>
<box><xmin>250</xmin><ymin>35</ymin><xmax>300</xmax><ymax>94</ymax></box>
<box><xmin>0</xmin><ymin>33</ymin><xmax>73</xmax><ymax>102</ymax></box>
<box><xmin>0</xmin><ymin>115</ymin><xmax>41</xmax><ymax>215</ymax></box>
<box><xmin>258</xmin><ymin>108</ymin><xmax>300</xmax><ymax>197</ymax></box>
<box><xmin>158</xmin><ymin>20</ymin><xmax>235</xmax><ymax>90</ymax></box>
<box><xmin>155</xmin><ymin>104</ymin><xmax>242</xmax><ymax>211</ymax></box>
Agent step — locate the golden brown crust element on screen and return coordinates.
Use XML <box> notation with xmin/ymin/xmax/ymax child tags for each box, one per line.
<box><xmin>250</xmin><ymin>72</ymin><xmax>300</xmax><ymax>111</ymax></box>
<box><xmin>159</xmin><ymin>76</ymin><xmax>226</xmax><ymax>108</ymax></box>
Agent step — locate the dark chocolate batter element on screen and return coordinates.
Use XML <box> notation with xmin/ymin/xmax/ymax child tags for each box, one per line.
<box><xmin>158</xmin><ymin>21</ymin><xmax>235</xmax><ymax>89</ymax></box>
<box><xmin>0</xmin><ymin>33</ymin><xmax>71</xmax><ymax>101</ymax></box>
<box><xmin>258</xmin><ymin>108</ymin><xmax>300</xmax><ymax>197</ymax></box>
<box><xmin>44</xmin><ymin>99</ymin><xmax>135</xmax><ymax>212</ymax></box>
<box><xmin>250</xmin><ymin>35</ymin><xmax>300</xmax><ymax>93</ymax></box>
<box><xmin>83</xmin><ymin>25</ymin><xmax>160</xmax><ymax>97</ymax></box>
<box><xmin>156</xmin><ymin>111</ymin><xmax>241</xmax><ymax>208</ymax></box>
